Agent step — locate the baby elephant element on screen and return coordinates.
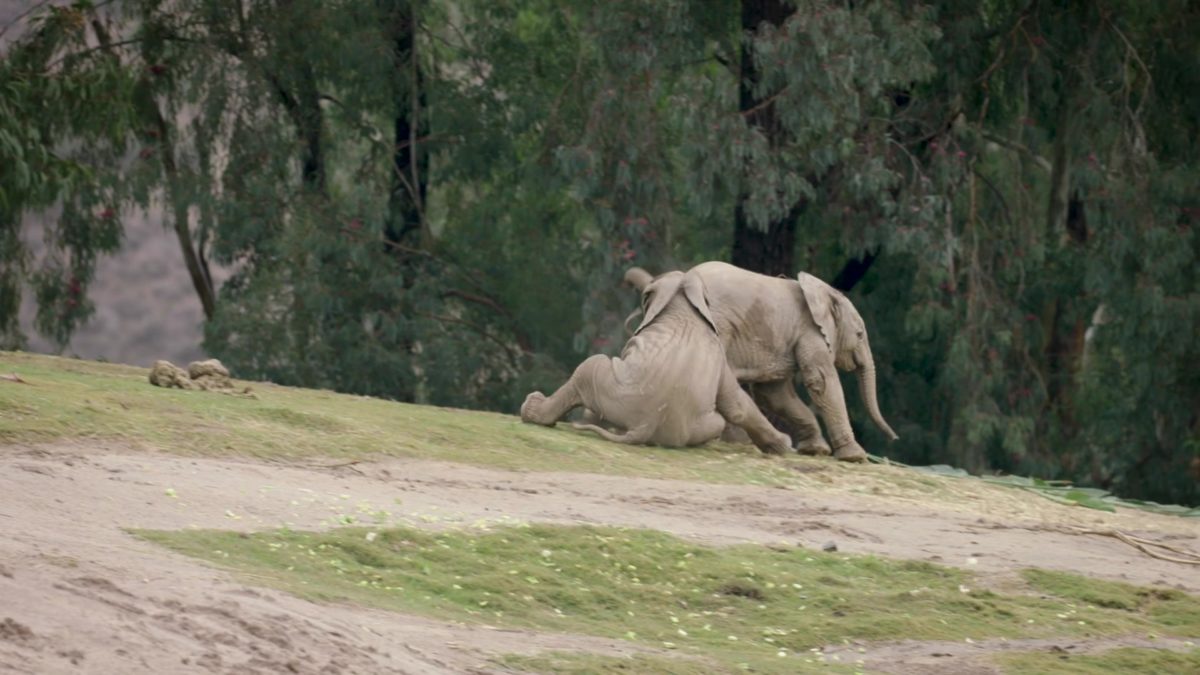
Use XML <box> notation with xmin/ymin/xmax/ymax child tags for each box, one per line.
<box><xmin>520</xmin><ymin>270</ymin><xmax>792</xmax><ymax>454</ymax></box>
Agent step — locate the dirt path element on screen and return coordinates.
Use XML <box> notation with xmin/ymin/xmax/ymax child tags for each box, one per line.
<box><xmin>1</xmin><ymin>443</ymin><xmax>1197</xmax><ymax>673</ymax></box>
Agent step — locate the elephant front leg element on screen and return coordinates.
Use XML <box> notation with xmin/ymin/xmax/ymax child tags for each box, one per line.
<box><xmin>798</xmin><ymin>361</ymin><xmax>867</xmax><ymax>462</ymax></box>
<box><xmin>752</xmin><ymin>380</ymin><xmax>832</xmax><ymax>456</ymax></box>
<box><xmin>716</xmin><ymin>366</ymin><xmax>792</xmax><ymax>455</ymax></box>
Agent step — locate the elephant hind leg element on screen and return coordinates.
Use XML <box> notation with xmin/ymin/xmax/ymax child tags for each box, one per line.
<box><xmin>522</xmin><ymin>356</ymin><xmax>606</xmax><ymax>426</ymax></box>
<box><xmin>753</xmin><ymin>380</ymin><xmax>832</xmax><ymax>456</ymax></box>
<box><xmin>688</xmin><ymin>412</ymin><xmax>728</xmax><ymax>446</ymax></box>
<box><xmin>716</xmin><ymin>366</ymin><xmax>792</xmax><ymax>455</ymax></box>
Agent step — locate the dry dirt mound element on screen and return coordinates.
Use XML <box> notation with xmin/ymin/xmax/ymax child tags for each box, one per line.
<box><xmin>1</xmin><ymin>443</ymin><xmax>1197</xmax><ymax>673</ymax></box>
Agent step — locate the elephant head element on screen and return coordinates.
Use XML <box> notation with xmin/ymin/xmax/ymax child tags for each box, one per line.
<box><xmin>797</xmin><ymin>273</ymin><xmax>898</xmax><ymax>441</ymax></box>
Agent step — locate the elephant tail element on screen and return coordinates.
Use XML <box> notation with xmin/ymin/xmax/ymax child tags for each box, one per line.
<box><xmin>570</xmin><ymin>422</ymin><xmax>653</xmax><ymax>445</ymax></box>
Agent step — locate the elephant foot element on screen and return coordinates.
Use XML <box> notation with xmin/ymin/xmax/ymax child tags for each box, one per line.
<box><xmin>833</xmin><ymin>441</ymin><xmax>868</xmax><ymax>463</ymax></box>
<box><xmin>520</xmin><ymin>391</ymin><xmax>553</xmax><ymax>426</ymax></box>
<box><xmin>720</xmin><ymin>424</ymin><xmax>752</xmax><ymax>445</ymax></box>
<box><xmin>795</xmin><ymin>437</ymin><xmax>832</xmax><ymax>456</ymax></box>
<box><xmin>760</xmin><ymin>432</ymin><xmax>793</xmax><ymax>456</ymax></box>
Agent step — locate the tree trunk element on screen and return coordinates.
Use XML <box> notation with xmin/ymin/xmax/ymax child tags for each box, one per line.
<box><xmin>732</xmin><ymin>202</ymin><xmax>797</xmax><ymax>277</ymax></box>
<box><xmin>832</xmin><ymin>250</ymin><xmax>878</xmax><ymax>292</ymax></box>
<box><xmin>731</xmin><ymin>0</ymin><xmax>799</xmax><ymax>276</ymax></box>
<box><xmin>155</xmin><ymin>109</ymin><xmax>216</xmax><ymax>320</ymax></box>
<box><xmin>384</xmin><ymin>1</ymin><xmax>428</xmax><ymax>253</ymax></box>
<box><xmin>295</xmin><ymin>65</ymin><xmax>325</xmax><ymax>193</ymax></box>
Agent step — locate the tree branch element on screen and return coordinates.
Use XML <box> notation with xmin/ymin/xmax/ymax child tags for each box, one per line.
<box><xmin>981</xmin><ymin>131</ymin><xmax>1053</xmax><ymax>172</ymax></box>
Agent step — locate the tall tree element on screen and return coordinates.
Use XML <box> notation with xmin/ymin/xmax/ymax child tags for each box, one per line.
<box><xmin>732</xmin><ymin>0</ymin><xmax>798</xmax><ymax>276</ymax></box>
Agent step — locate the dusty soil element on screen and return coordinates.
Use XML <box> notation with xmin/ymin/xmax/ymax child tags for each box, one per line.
<box><xmin>1</xmin><ymin>442</ymin><xmax>1197</xmax><ymax>674</ymax></box>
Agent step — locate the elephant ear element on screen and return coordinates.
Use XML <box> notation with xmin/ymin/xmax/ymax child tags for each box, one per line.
<box><xmin>798</xmin><ymin>272</ymin><xmax>838</xmax><ymax>353</ymax></box>
<box><xmin>682</xmin><ymin>272</ymin><xmax>718</xmax><ymax>333</ymax></box>
<box><xmin>635</xmin><ymin>272</ymin><xmax>684</xmax><ymax>334</ymax></box>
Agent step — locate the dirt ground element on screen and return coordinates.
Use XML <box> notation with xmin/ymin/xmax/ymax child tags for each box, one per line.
<box><xmin>1</xmin><ymin>442</ymin><xmax>1197</xmax><ymax>674</ymax></box>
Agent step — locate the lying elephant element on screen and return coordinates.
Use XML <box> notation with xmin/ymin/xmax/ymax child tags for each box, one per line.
<box><xmin>624</xmin><ymin>262</ymin><xmax>898</xmax><ymax>462</ymax></box>
<box><xmin>520</xmin><ymin>269</ymin><xmax>793</xmax><ymax>455</ymax></box>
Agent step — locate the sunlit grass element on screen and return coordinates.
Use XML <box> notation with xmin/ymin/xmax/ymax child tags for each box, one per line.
<box><xmin>136</xmin><ymin>524</ymin><xmax>1200</xmax><ymax>675</ymax></box>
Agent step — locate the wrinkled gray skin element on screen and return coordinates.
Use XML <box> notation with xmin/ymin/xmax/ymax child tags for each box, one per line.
<box><xmin>521</xmin><ymin>270</ymin><xmax>792</xmax><ymax>455</ymax></box>
<box><xmin>624</xmin><ymin>262</ymin><xmax>898</xmax><ymax>462</ymax></box>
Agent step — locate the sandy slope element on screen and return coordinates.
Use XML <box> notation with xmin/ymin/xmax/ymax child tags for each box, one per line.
<box><xmin>0</xmin><ymin>443</ymin><xmax>1197</xmax><ymax>674</ymax></box>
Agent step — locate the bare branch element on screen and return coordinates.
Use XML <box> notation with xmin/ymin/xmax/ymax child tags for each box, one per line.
<box><xmin>980</xmin><ymin>131</ymin><xmax>1053</xmax><ymax>172</ymax></box>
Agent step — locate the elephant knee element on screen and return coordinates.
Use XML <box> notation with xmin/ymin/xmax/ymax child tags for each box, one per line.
<box><xmin>721</xmin><ymin>405</ymin><xmax>750</xmax><ymax>427</ymax></box>
<box><xmin>800</xmin><ymin>365</ymin><xmax>826</xmax><ymax>396</ymax></box>
<box><xmin>573</xmin><ymin>354</ymin><xmax>609</xmax><ymax>378</ymax></box>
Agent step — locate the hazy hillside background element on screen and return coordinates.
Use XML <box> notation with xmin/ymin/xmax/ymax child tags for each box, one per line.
<box><xmin>17</xmin><ymin>211</ymin><xmax>217</xmax><ymax>366</ymax></box>
<box><xmin>4</xmin><ymin>0</ymin><xmax>213</xmax><ymax>366</ymax></box>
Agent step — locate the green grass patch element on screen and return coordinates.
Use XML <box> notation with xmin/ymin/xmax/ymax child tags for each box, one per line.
<box><xmin>497</xmin><ymin>652</ymin><xmax>733</xmax><ymax>674</ymax></box>
<box><xmin>996</xmin><ymin>647</ymin><xmax>1200</xmax><ymax>674</ymax></box>
<box><xmin>1024</xmin><ymin>569</ymin><xmax>1200</xmax><ymax>631</ymax></box>
<box><xmin>136</xmin><ymin>524</ymin><xmax>1200</xmax><ymax>675</ymax></box>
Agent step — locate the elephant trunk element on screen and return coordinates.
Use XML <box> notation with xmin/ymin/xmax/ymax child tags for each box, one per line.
<box><xmin>855</xmin><ymin>342</ymin><xmax>899</xmax><ymax>441</ymax></box>
<box><xmin>624</xmin><ymin>267</ymin><xmax>653</xmax><ymax>291</ymax></box>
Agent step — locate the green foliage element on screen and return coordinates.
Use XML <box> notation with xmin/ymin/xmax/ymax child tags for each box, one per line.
<box><xmin>137</xmin><ymin>523</ymin><xmax>1200</xmax><ymax>674</ymax></box>
<box><xmin>835</xmin><ymin>1</ymin><xmax>1200</xmax><ymax>506</ymax></box>
<box><xmin>2</xmin><ymin>1</ymin><xmax>1198</xmax><ymax>504</ymax></box>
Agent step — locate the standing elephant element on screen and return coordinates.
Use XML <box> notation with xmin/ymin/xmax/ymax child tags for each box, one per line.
<box><xmin>624</xmin><ymin>262</ymin><xmax>897</xmax><ymax>462</ymax></box>
<box><xmin>521</xmin><ymin>269</ymin><xmax>793</xmax><ymax>455</ymax></box>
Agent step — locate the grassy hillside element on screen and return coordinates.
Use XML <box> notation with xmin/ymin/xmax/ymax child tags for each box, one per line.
<box><xmin>3</xmin><ymin>351</ymin><xmax>1184</xmax><ymax>520</ymax></box>
<box><xmin>0</xmin><ymin>351</ymin><xmax>800</xmax><ymax>484</ymax></box>
<box><xmin>3</xmin><ymin>352</ymin><xmax>1198</xmax><ymax>674</ymax></box>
